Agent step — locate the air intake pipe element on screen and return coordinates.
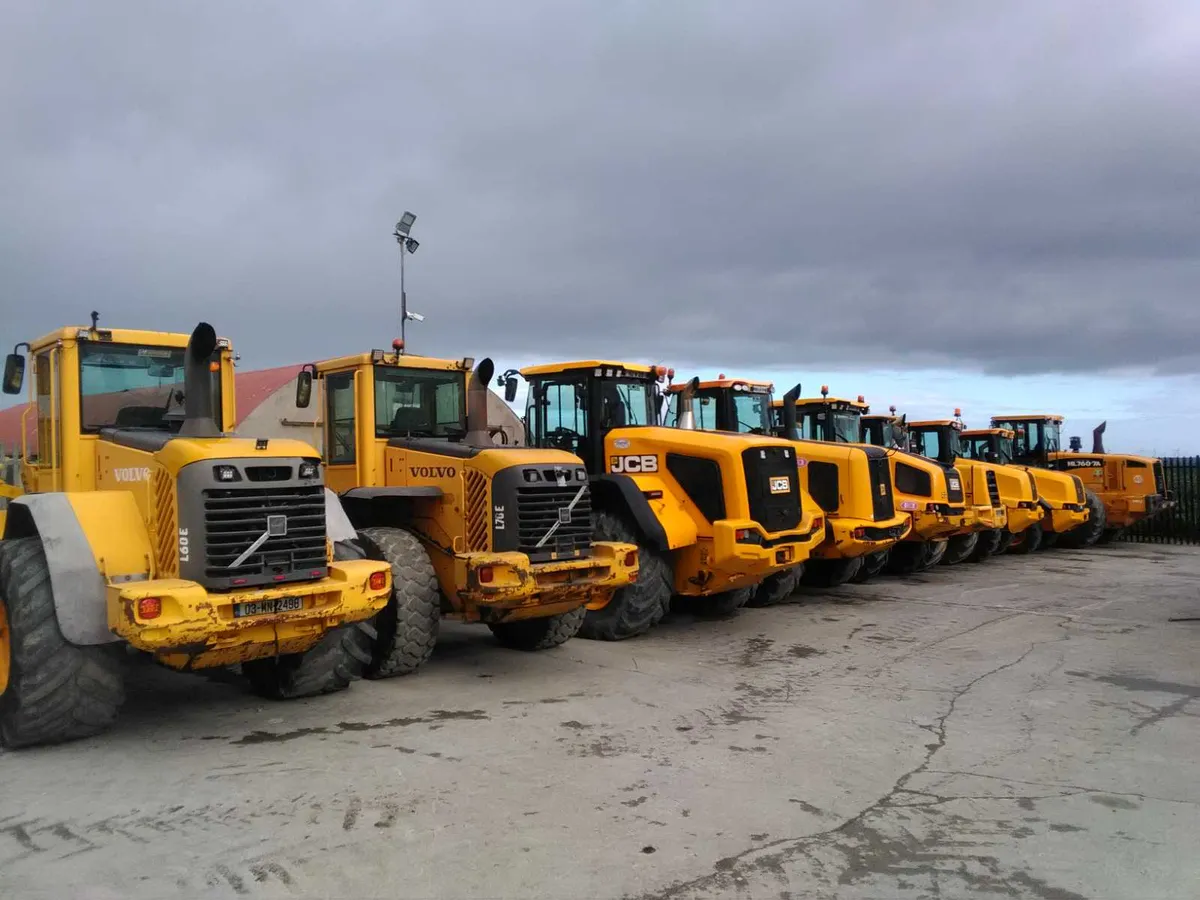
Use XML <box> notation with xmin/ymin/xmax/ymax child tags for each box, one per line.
<box><xmin>180</xmin><ymin>322</ymin><xmax>220</xmax><ymax>438</ymax></box>
<box><xmin>675</xmin><ymin>377</ymin><xmax>700</xmax><ymax>430</ymax></box>
<box><xmin>465</xmin><ymin>357</ymin><xmax>496</xmax><ymax>447</ymax></box>
<box><xmin>781</xmin><ymin>383</ymin><xmax>802</xmax><ymax>441</ymax></box>
<box><xmin>1092</xmin><ymin>421</ymin><xmax>1106</xmax><ymax>454</ymax></box>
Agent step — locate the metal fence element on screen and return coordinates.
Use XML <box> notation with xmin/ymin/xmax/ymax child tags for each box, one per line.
<box><xmin>1122</xmin><ymin>456</ymin><xmax>1200</xmax><ymax>545</ymax></box>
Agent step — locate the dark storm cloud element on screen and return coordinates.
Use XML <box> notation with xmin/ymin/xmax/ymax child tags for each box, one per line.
<box><xmin>1</xmin><ymin>1</ymin><xmax>1196</xmax><ymax>378</ymax></box>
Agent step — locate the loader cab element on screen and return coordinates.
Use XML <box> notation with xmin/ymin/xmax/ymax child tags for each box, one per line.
<box><xmin>906</xmin><ymin>420</ymin><xmax>964</xmax><ymax>468</ymax></box>
<box><xmin>305</xmin><ymin>345</ymin><xmax>473</xmax><ymax>495</ymax></box>
<box><xmin>3</xmin><ymin>322</ymin><xmax>233</xmax><ymax>495</ymax></box>
<box><xmin>518</xmin><ymin>361</ymin><xmax>666</xmax><ymax>474</ymax></box>
<box><xmin>860</xmin><ymin>410</ymin><xmax>909</xmax><ymax>450</ymax></box>
<box><xmin>989</xmin><ymin>415</ymin><xmax>1062</xmax><ymax>467</ymax></box>
<box><xmin>663</xmin><ymin>378</ymin><xmax>774</xmax><ymax>434</ymax></box>
<box><xmin>960</xmin><ymin>428</ymin><xmax>1015</xmax><ymax>465</ymax></box>
<box><xmin>768</xmin><ymin>391</ymin><xmax>869</xmax><ymax>444</ymax></box>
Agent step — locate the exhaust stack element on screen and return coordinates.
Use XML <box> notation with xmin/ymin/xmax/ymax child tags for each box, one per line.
<box><xmin>180</xmin><ymin>322</ymin><xmax>220</xmax><ymax>438</ymax></box>
<box><xmin>1092</xmin><ymin>421</ymin><xmax>1107</xmax><ymax>454</ymax></box>
<box><xmin>675</xmin><ymin>377</ymin><xmax>700</xmax><ymax>430</ymax></box>
<box><xmin>465</xmin><ymin>357</ymin><xmax>496</xmax><ymax>447</ymax></box>
<box><xmin>781</xmin><ymin>383</ymin><xmax>802</xmax><ymax>441</ymax></box>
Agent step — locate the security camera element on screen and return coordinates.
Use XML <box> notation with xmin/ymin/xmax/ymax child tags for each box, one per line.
<box><xmin>406</xmin><ymin>311</ymin><xmax>425</xmax><ymax>322</ymax></box>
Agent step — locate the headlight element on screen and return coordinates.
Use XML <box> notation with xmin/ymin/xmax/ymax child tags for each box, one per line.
<box><xmin>214</xmin><ymin>464</ymin><xmax>240</xmax><ymax>482</ymax></box>
<box><xmin>299</xmin><ymin>461</ymin><xmax>320</xmax><ymax>480</ymax></box>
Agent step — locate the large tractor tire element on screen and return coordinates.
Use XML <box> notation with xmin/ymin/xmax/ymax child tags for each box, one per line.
<box><xmin>1006</xmin><ymin>521</ymin><xmax>1043</xmax><ymax>555</ymax></box>
<box><xmin>690</xmin><ymin>587</ymin><xmax>753</xmax><ymax>618</ymax></box>
<box><xmin>0</xmin><ymin>538</ymin><xmax>124</xmax><ymax>748</ymax></box>
<box><xmin>1057</xmin><ymin>489</ymin><xmax>1107</xmax><ymax>549</ymax></box>
<box><xmin>968</xmin><ymin>529</ymin><xmax>1004</xmax><ymax>562</ymax></box>
<box><xmin>489</xmin><ymin>606</ymin><xmax>586</xmax><ymax>651</ymax></box>
<box><xmin>580</xmin><ymin>512</ymin><xmax>672</xmax><ymax>640</ymax></box>
<box><xmin>746</xmin><ymin>567</ymin><xmax>803</xmax><ymax>608</ymax></box>
<box><xmin>1040</xmin><ymin>532</ymin><xmax>1060</xmax><ymax>550</ymax></box>
<box><xmin>1096</xmin><ymin>527</ymin><xmax>1124</xmax><ymax>545</ymax></box>
<box><xmin>995</xmin><ymin>530</ymin><xmax>1015</xmax><ymax>554</ymax></box>
<box><xmin>801</xmin><ymin>556</ymin><xmax>864</xmax><ymax>588</ymax></box>
<box><xmin>358</xmin><ymin>527</ymin><xmax>441</xmax><ymax>678</ymax></box>
<box><xmin>940</xmin><ymin>532</ymin><xmax>980</xmax><ymax>566</ymax></box>
<box><xmin>925</xmin><ymin>539</ymin><xmax>949</xmax><ymax>567</ymax></box>
<box><xmin>244</xmin><ymin>624</ymin><xmax>370</xmax><ymax>700</ymax></box>
<box><xmin>850</xmin><ymin>551</ymin><xmax>890</xmax><ymax>584</ymax></box>
<box><xmin>886</xmin><ymin>540</ymin><xmax>941</xmax><ymax>575</ymax></box>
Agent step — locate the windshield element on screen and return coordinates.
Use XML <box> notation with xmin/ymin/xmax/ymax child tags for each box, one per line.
<box><xmin>732</xmin><ymin>393</ymin><xmax>771</xmax><ymax>434</ymax></box>
<box><xmin>79</xmin><ymin>342</ymin><xmax>221</xmax><ymax>433</ymax></box>
<box><xmin>882</xmin><ymin>421</ymin><xmax>907</xmax><ymax>450</ymax></box>
<box><xmin>797</xmin><ymin>409</ymin><xmax>860</xmax><ymax>442</ymax></box>
<box><xmin>375</xmin><ymin>366</ymin><xmax>466</xmax><ymax>438</ymax></box>
<box><xmin>963</xmin><ymin>435</ymin><xmax>1011</xmax><ymax>463</ymax></box>
<box><xmin>664</xmin><ymin>392</ymin><xmax>718</xmax><ymax>429</ymax></box>
<box><xmin>913</xmin><ymin>427</ymin><xmax>960</xmax><ymax>463</ymax></box>
<box><xmin>996</xmin><ymin>419</ymin><xmax>1056</xmax><ymax>459</ymax></box>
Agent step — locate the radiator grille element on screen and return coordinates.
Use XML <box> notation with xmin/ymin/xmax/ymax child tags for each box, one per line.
<box><xmin>515</xmin><ymin>482</ymin><xmax>593</xmax><ymax>559</ymax></box>
<box><xmin>202</xmin><ymin>485</ymin><xmax>327</xmax><ymax>582</ymax></box>
<box><xmin>152</xmin><ymin>467</ymin><xmax>177</xmax><ymax>577</ymax></box>
<box><xmin>464</xmin><ymin>468</ymin><xmax>490</xmax><ymax>552</ymax></box>
<box><xmin>1154</xmin><ymin>462</ymin><xmax>1166</xmax><ymax>495</ymax></box>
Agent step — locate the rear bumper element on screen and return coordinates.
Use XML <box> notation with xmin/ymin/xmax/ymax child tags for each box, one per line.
<box><xmin>1106</xmin><ymin>492</ymin><xmax>1175</xmax><ymax>527</ymax></box>
<box><xmin>109</xmin><ymin>558</ymin><xmax>392</xmax><ymax>669</ymax></box>
<box><xmin>815</xmin><ymin>514</ymin><xmax>912</xmax><ymax>559</ymax></box>
<box><xmin>908</xmin><ymin>505</ymin><xmax>970</xmax><ymax>541</ymax></box>
<box><xmin>675</xmin><ymin>517</ymin><xmax>821</xmax><ymax>596</ymax></box>
<box><xmin>459</xmin><ymin>541</ymin><xmax>639</xmax><ymax>621</ymax></box>
<box><xmin>1004</xmin><ymin>506</ymin><xmax>1043</xmax><ymax>534</ymax></box>
<box><xmin>1045</xmin><ymin>503</ymin><xmax>1089</xmax><ymax>534</ymax></box>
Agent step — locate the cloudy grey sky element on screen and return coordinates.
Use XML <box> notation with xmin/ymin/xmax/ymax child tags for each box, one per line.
<box><xmin>2</xmin><ymin>2</ymin><xmax>1198</xmax><ymax>449</ymax></box>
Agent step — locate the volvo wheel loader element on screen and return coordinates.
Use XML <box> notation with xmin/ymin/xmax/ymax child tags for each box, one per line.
<box><xmin>0</xmin><ymin>319</ymin><xmax>393</xmax><ymax>748</ymax></box>
<box><xmin>664</xmin><ymin>377</ymin><xmax>910</xmax><ymax>597</ymax></box>
<box><xmin>906</xmin><ymin>413</ymin><xmax>1037</xmax><ymax>560</ymax></box>
<box><xmin>778</xmin><ymin>391</ymin><xmax>978</xmax><ymax>575</ymax></box>
<box><xmin>503</xmin><ymin>361</ymin><xmax>823</xmax><ymax>639</ymax></box>
<box><xmin>959</xmin><ymin>425</ymin><xmax>1090</xmax><ymax>551</ymax></box>
<box><xmin>297</xmin><ymin>343</ymin><xmax>639</xmax><ymax>671</ymax></box>
<box><xmin>989</xmin><ymin>415</ymin><xmax>1170</xmax><ymax>545</ymax></box>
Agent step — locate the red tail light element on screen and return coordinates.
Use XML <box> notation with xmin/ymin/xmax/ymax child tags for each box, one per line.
<box><xmin>813</xmin><ymin>516</ymin><xmax>825</xmax><ymax>531</ymax></box>
<box><xmin>736</xmin><ymin>528</ymin><xmax>750</xmax><ymax>541</ymax></box>
<box><xmin>369</xmin><ymin>571</ymin><xmax>389</xmax><ymax>591</ymax></box>
<box><xmin>623</xmin><ymin>550</ymin><xmax>638</xmax><ymax>567</ymax></box>
<box><xmin>479</xmin><ymin>566</ymin><xmax>494</xmax><ymax>584</ymax></box>
<box><xmin>138</xmin><ymin>597</ymin><xmax>162</xmax><ymax>619</ymax></box>
<box><xmin>853</xmin><ymin>527</ymin><xmax>866</xmax><ymax>539</ymax></box>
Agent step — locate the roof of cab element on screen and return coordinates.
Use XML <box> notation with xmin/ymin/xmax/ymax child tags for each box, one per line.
<box><xmin>991</xmin><ymin>414</ymin><xmax>1064</xmax><ymax>423</ymax></box>
<box><xmin>961</xmin><ymin>427</ymin><xmax>1014</xmax><ymax>437</ymax></box>
<box><xmin>313</xmin><ymin>350</ymin><xmax>467</xmax><ymax>373</ymax></box>
<box><xmin>520</xmin><ymin>360</ymin><xmax>657</xmax><ymax>376</ymax></box>
<box><xmin>768</xmin><ymin>396</ymin><xmax>869</xmax><ymax>409</ymax></box>
<box><xmin>909</xmin><ymin>419</ymin><xmax>958</xmax><ymax>427</ymax></box>
<box><xmin>28</xmin><ymin>326</ymin><xmax>221</xmax><ymax>354</ymax></box>
<box><xmin>667</xmin><ymin>378</ymin><xmax>774</xmax><ymax>393</ymax></box>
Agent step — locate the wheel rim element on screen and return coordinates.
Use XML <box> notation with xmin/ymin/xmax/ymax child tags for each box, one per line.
<box><xmin>0</xmin><ymin>593</ymin><xmax>10</xmax><ymax>695</ymax></box>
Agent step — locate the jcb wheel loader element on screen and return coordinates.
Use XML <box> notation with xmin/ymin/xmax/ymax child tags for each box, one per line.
<box><xmin>959</xmin><ymin>426</ymin><xmax>1089</xmax><ymax>552</ymax></box>
<box><xmin>298</xmin><ymin>344</ymin><xmax>639</xmax><ymax>672</ymax></box>
<box><xmin>663</xmin><ymin>377</ymin><xmax>910</xmax><ymax>600</ymax></box>
<box><xmin>506</xmin><ymin>362</ymin><xmax>823</xmax><ymax>638</ymax></box>
<box><xmin>780</xmin><ymin>392</ymin><xmax>974</xmax><ymax>576</ymax></box>
<box><xmin>0</xmin><ymin>320</ymin><xmax>392</xmax><ymax>748</ymax></box>
<box><xmin>990</xmin><ymin>415</ymin><xmax>1171</xmax><ymax>547</ymax></box>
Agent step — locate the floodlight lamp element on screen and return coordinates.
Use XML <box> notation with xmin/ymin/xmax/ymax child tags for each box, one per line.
<box><xmin>396</xmin><ymin>211</ymin><xmax>417</xmax><ymax>236</ymax></box>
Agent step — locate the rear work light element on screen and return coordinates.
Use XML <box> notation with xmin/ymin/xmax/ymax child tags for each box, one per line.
<box><xmin>369</xmin><ymin>571</ymin><xmax>389</xmax><ymax>591</ymax></box>
<box><xmin>137</xmin><ymin>597</ymin><xmax>162</xmax><ymax>619</ymax></box>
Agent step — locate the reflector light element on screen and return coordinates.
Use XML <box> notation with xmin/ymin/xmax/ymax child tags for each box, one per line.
<box><xmin>813</xmin><ymin>516</ymin><xmax>825</xmax><ymax>531</ymax></box>
<box><xmin>232</xmin><ymin>577</ymin><xmax>248</xmax><ymax>586</ymax></box>
<box><xmin>137</xmin><ymin>597</ymin><xmax>162</xmax><ymax>619</ymax></box>
<box><xmin>209</xmin><ymin>361</ymin><xmax>220</xmax><ymax>372</ymax></box>
<box><xmin>369</xmin><ymin>571</ymin><xmax>389</xmax><ymax>591</ymax></box>
<box><xmin>736</xmin><ymin>528</ymin><xmax>750</xmax><ymax>540</ymax></box>
<box><xmin>853</xmin><ymin>527</ymin><xmax>866</xmax><ymax>539</ymax></box>
<box><xmin>479</xmin><ymin>566</ymin><xmax>494</xmax><ymax>584</ymax></box>
<box><xmin>274</xmin><ymin>574</ymin><xmax>286</xmax><ymax>581</ymax></box>
<box><xmin>623</xmin><ymin>550</ymin><xmax>638</xmax><ymax>567</ymax></box>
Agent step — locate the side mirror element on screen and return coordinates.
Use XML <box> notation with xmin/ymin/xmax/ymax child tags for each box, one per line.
<box><xmin>295</xmin><ymin>367</ymin><xmax>314</xmax><ymax>409</ymax></box>
<box><xmin>3</xmin><ymin>353</ymin><xmax>25</xmax><ymax>395</ymax></box>
<box><xmin>504</xmin><ymin>376</ymin><xmax>518</xmax><ymax>403</ymax></box>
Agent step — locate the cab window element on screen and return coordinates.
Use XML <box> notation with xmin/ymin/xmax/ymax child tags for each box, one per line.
<box><xmin>527</xmin><ymin>378</ymin><xmax>587</xmax><ymax>454</ymax></box>
<box><xmin>325</xmin><ymin>372</ymin><xmax>356</xmax><ymax>464</ymax></box>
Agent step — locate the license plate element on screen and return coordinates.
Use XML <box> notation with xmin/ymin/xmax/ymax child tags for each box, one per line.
<box><xmin>233</xmin><ymin>596</ymin><xmax>304</xmax><ymax>618</ymax></box>
<box><xmin>769</xmin><ymin>476</ymin><xmax>790</xmax><ymax>494</ymax></box>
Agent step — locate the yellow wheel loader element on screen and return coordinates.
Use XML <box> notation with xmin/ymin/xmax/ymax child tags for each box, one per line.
<box><xmin>663</xmin><ymin>378</ymin><xmax>910</xmax><ymax>598</ymax></box>
<box><xmin>907</xmin><ymin>413</ymin><xmax>1039</xmax><ymax>558</ymax></box>
<box><xmin>505</xmin><ymin>362</ymin><xmax>823</xmax><ymax>639</ymax></box>
<box><xmin>780</xmin><ymin>393</ymin><xmax>977</xmax><ymax>575</ymax></box>
<box><xmin>0</xmin><ymin>319</ymin><xmax>392</xmax><ymax>748</ymax></box>
<box><xmin>296</xmin><ymin>344</ymin><xmax>639</xmax><ymax>671</ymax></box>
<box><xmin>960</xmin><ymin>425</ymin><xmax>1089</xmax><ymax>551</ymax></box>
<box><xmin>989</xmin><ymin>415</ymin><xmax>1172</xmax><ymax>546</ymax></box>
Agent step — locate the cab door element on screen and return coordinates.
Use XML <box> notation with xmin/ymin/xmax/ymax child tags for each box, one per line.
<box><xmin>24</xmin><ymin>348</ymin><xmax>62</xmax><ymax>493</ymax></box>
<box><xmin>323</xmin><ymin>370</ymin><xmax>360</xmax><ymax>494</ymax></box>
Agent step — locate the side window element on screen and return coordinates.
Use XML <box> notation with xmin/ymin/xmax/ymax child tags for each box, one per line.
<box><xmin>326</xmin><ymin>373</ymin><xmax>356</xmax><ymax>465</ymax></box>
<box><xmin>663</xmin><ymin>393</ymin><xmax>679</xmax><ymax>428</ymax></box>
<box><xmin>35</xmin><ymin>351</ymin><xmax>58</xmax><ymax>465</ymax></box>
<box><xmin>435</xmin><ymin>382</ymin><xmax>459</xmax><ymax>429</ymax></box>
<box><xmin>799</xmin><ymin>413</ymin><xmax>821</xmax><ymax>441</ymax></box>
<box><xmin>918</xmin><ymin>430</ymin><xmax>942</xmax><ymax>460</ymax></box>
<box><xmin>695</xmin><ymin>396</ymin><xmax>715</xmax><ymax>430</ymax></box>
<box><xmin>529</xmin><ymin>379</ymin><xmax>587</xmax><ymax>447</ymax></box>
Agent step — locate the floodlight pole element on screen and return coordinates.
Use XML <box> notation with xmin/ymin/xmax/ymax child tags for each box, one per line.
<box><xmin>400</xmin><ymin>241</ymin><xmax>408</xmax><ymax>345</ymax></box>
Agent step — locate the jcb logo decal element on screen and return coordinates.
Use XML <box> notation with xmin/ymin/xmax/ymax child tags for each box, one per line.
<box><xmin>409</xmin><ymin>466</ymin><xmax>457</xmax><ymax>478</ymax></box>
<box><xmin>113</xmin><ymin>467</ymin><xmax>151</xmax><ymax>482</ymax></box>
<box><xmin>611</xmin><ymin>455</ymin><xmax>658</xmax><ymax>474</ymax></box>
<box><xmin>769</xmin><ymin>476</ymin><xmax>790</xmax><ymax>494</ymax></box>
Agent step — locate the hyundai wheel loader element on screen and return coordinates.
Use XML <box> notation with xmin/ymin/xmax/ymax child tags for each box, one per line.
<box><xmin>779</xmin><ymin>391</ymin><xmax>978</xmax><ymax>575</ymax></box>
<box><xmin>990</xmin><ymin>415</ymin><xmax>1171</xmax><ymax>546</ymax></box>
<box><xmin>503</xmin><ymin>362</ymin><xmax>823</xmax><ymax>639</ymax></box>
<box><xmin>0</xmin><ymin>319</ymin><xmax>392</xmax><ymax>748</ymax></box>
<box><xmin>959</xmin><ymin>425</ymin><xmax>1089</xmax><ymax>551</ymax></box>
<box><xmin>664</xmin><ymin>377</ymin><xmax>910</xmax><ymax>599</ymax></box>
<box><xmin>296</xmin><ymin>343</ymin><xmax>638</xmax><ymax>673</ymax></box>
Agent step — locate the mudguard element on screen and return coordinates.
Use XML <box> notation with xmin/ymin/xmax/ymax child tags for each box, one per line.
<box><xmin>325</xmin><ymin>487</ymin><xmax>358</xmax><ymax>543</ymax></box>
<box><xmin>590</xmin><ymin>474</ymin><xmax>673</xmax><ymax>551</ymax></box>
<box><xmin>4</xmin><ymin>492</ymin><xmax>154</xmax><ymax>645</ymax></box>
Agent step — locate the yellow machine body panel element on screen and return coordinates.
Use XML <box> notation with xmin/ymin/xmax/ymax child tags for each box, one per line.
<box><xmin>313</xmin><ymin>350</ymin><xmax>638</xmax><ymax>623</ymax></box>
<box><xmin>1</xmin><ymin>322</ymin><xmax>391</xmax><ymax>671</ymax></box>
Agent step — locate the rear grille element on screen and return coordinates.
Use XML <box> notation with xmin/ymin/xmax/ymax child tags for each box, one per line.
<box><xmin>743</xmin><ymin>446</ymin><xmax>802</xmax><ymax>533</ymax></box>
<box><xmin>946</xmin><ymin>467</ymin><xmax>965</xmax><ymax>503</ymax></box>
<box><xmin>868</xmin><ymin>456</ymin><xmax>894</xmax><ymax>521</ymax></box>
<box><xmin>464</xmin><ymin>468</ymin><xmax>490</xmax><ymax>552</ymax></box>
<box><xmin>202</xmin><ymin>485</ymin><xmax>327</xmax><ymax>584</ymax></box>
<box><xmin>1154</xmin><ymin>462</ymin><xmax>1166</xmax><ymax>495</ymax></box>
<box><xmin>515</xmin><ymin>482</ymin><xmax>592</xmax><ymax>560</ymax></box>
<box><xmin>985</xmin><ymin>469</ymin><xmax>1001</xmax><ymax>507</ymax></box>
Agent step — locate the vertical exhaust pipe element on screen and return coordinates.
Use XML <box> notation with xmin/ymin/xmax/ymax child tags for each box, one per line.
<box><xmin>675</xmin><ymin>377</ymin><xmax>700</xmax><ymax>430</ymax></box>
<box><xmin>180</xmin><ymin>322</ymin><xmax>220</xmax><ymax>438</ymax></box>
<box><xmin>781</xmin><ymin>383</ymin><xmax>802</xmax><ymax>441</ymax></box>
<box><xmin>1092</xmin><ymin>421</ymin><xmax>1106</xmax><ymax>454</ymax></box>
<box><xmin>465</xmin><ymin>357</ymin><xmax>496</xmax><ymax>447</ymax></box>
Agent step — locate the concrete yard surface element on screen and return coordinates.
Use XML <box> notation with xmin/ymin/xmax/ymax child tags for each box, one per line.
<box><xmin>2</xmin><ymin>543</ymin><xmax>1199</xmax><ymax>899</ymax></box>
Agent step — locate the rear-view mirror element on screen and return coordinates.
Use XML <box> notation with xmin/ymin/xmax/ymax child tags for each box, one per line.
<box><xmin>295</xmin><ymin>370</ymin><xmax>313</xmax><ymax>409</ymax></box>
<box><xmin>503</xmin><ymin>376</ymin><xmax>518</xmax><ymax>403</ymax></box>
<box><xmin>3</xmin><ymin>353</ymin><xmax>25</xmax><ymax>395</ymax></box>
